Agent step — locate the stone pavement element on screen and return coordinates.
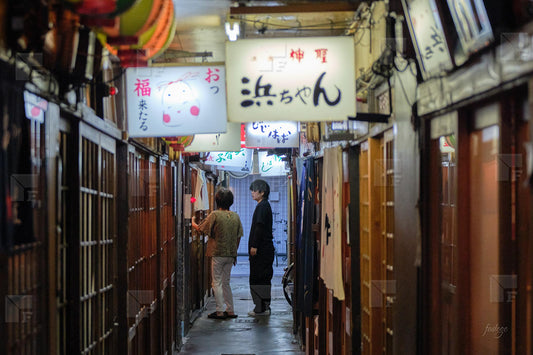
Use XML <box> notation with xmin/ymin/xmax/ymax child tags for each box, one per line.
<box><xmin>176</xmin><ymin>257</ymin><xmax>303</xmax><ymax>355</ymax></box>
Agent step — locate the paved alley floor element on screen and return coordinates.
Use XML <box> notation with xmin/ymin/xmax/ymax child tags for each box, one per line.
<box><xmin>176</xmin><ymin>258</ymin><xmax>304</xmax><ymax>355</ymax></box>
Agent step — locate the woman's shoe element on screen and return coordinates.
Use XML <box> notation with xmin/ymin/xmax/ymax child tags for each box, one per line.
<box><xmin>224</xmin><ymin>312</ymin><xmax>238</xmax><ymax>318</ymax></box>
<box><xmin>207</xmin><ymin>311</ymin><xmax>227</xmax><ymax>319</ymax></box>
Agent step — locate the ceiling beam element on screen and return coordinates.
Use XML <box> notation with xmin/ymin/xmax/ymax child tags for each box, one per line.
<box><xmin>230</xmin><ymin>2</ymin><xmax>358</xmax><ymax>15</ymax></box>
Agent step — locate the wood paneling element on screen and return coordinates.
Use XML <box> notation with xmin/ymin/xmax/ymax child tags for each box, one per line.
<box><xmin>359</xmin><ymin>133</ymin><xmax>394</xmax><ymax>355</ymax></box>
<box><xmin>381</xmin><ymin>131</ymin><xmax>395</xmax><ymax>355</ymax></box>
<box><xmin>360</xmin><ymin>141</ymin><xmax>371</xmax><ymax>354</ymax></box>
<box><xmin>78</xmin><ymin>124</ymin><xmax>117</xmax><ymax>354</ymax></box>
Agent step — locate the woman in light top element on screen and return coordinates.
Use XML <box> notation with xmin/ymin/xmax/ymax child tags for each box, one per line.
<box><xmin>192</xmin><ymin>188</ymin><xmax>243</xmax><ymax>319</ymax></box>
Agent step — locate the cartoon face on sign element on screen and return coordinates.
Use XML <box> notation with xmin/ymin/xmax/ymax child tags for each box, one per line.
<box><xmin>160</xmin><ymin>79</ymin><xmax>200</xmax><ymax>126</ymax></box>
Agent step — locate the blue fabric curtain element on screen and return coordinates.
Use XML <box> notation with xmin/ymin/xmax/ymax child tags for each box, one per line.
<box><xmin>295</xmin><ymin>157</ymin><xmax>317</xmax><ymax>316</ymax></box>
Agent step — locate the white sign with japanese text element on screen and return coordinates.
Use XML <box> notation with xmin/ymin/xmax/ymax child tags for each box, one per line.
<box><xmin>184</xmin><ymin>122</ymin><xmax>242</xmax><ymax>152</ymax></box>
<box><xmin>125</xmin><ymin>66</ymin><xmax>227</xmax><ymax>137</ymax></box>
<box><xmin>258</xmin><ymin>151</ymin><xmax>289</xmax><ymax>176</ymax></box>
<box><xmin>204</xmin><ymin>148</ymin><xmax>253</xmax><ymax>173</ymax></box>
<box><xmin>226</xmin><ymin>36</ymin><xmax>355</xmax><ymax>122</ymax></box>
<box><xmin>245</xmin><ymin>121</ymin><xmax>299</xmax><ymax>148</ymax></box>
<box><xmin>402</xmin><ymin>0</ymin><xmax>454</xmax><ymax>79</ymax></box>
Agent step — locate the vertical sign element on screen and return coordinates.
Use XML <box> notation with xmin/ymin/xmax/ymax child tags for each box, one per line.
<box><xmin>402</xmin><ymin>0</ymin><xmax>454</xmax><ymax>79</ymax></box>
<box><xmin>125</xmin><ymin>65</ymin><xmax>227</xmax><ymax>137</ymax></box>
<box><xmin>226</xmin><ymin>36</ymin><xmax>355</xmax><ymax>122</ymax></box>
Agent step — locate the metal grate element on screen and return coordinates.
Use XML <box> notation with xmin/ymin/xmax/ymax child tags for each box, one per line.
<box><xmin>6</xmin><ymin>114</ymin><xmax>45</xmax><ymax>354</ymax></box>
<box><xmin>79</xmin><ymin>131</ymin><xmax>117</xmax><ymax>354</ymax></box>
<box><xmin>127</xmin><ymin>151</ymin><xmax>159</xmax><ymax>350</ymax></box>
<box><xmin>359</xmin><ymin>141</ymin><xmax>371</xmax><ymax>355</ymax></box>
<box><xmin>381</xmin><ymin>131</ymin><xmax>395</xmax><ymax>355</ymax></box>
<box><xmin>161</xmin><ymin>159</ymin><xmax>177</xmax><ymax>352</ymax></box>
<box><xmin>230</xmin><ymin>175</ymin><xmax>289</xmax><ymax>256</ymax></box>
<box><xmin>235</xmin><ymin>318</ymin><xmax>259</xmax><ymax>323</ymax></box>
<box><xmin>57</xmin><ymin>128</ymin><xmax>69</xmax><ymax>354</ymax></box>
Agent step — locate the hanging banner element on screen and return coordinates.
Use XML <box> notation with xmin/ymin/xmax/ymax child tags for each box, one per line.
<box><xmin>257</xmin><ymin>151</ymin><xmax>289</xmax><ymax>176</ymax></box>
<box><xmin>184</xmin><ymin>122</ymin><xmax>242</xmax><ymax>152</ymax></box>
<box><xmin>226</xmin><ymin>36</ymin><xmax>355</xmax><ymax>122</ymax></box>
<box><xmin>320</xmin><ymin>146</ymin><xmax>345</xmax><ymax>300</ymax></box>
<box><xmin>245</xmin><ymin>121</ymin><xmax>299</xmax><ymax>148</ymax></box>
<box><xmin>402</xmin><ymin>0</ymin><xmax>454</xmax><ymax>80</ymax></box>
<box><xmin>299</xmin><ymin>130</ymin><xmax>315</xmax><ymax>158</ymax></box>
<box><xmin>204</xmin><ymin>148</ymin><xmax>253</xmax><ymax>173</ymax></box>
<box><xmin>125</xmin><ymin>65</ymin><xmax>227</xmax><ymax>137</ymax></box>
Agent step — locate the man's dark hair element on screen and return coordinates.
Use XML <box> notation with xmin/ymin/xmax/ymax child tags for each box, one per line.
<box><xmin>215</xmin><ymin>188</ymin><xmax>234</xmax><ymax>209</ymax></box>
<box><xmin>249</xmin><ymin>179</ymin><xmax>270</xmax><ymax>199</ymax></box>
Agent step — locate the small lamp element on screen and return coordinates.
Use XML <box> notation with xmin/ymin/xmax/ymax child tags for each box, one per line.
<box><xmin>225</xmin><ymin>22</ymin><xmax>240</xmax><ymax>41</ymax></box>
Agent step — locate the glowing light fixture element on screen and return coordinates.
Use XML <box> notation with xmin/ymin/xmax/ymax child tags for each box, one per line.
<box><xmin>225</xmin><ymin>22</ymin><xmax>240</xmax><ymax>41</ymax></box>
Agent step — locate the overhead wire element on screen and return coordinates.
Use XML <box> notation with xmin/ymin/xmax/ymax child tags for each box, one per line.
<box><xmin>242</xmin><ymin>17</ymin><xmax>354</xmax><ymax>33</ymax></box>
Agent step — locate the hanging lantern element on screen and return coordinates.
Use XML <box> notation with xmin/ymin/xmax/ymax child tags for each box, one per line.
<box><xmin>94</xmin><ymin>0</ymin><xmax>176</xmax><ymax>67</ymax></box>
<box><xmin>64</xmin><ymin>0</ymin><xmax>140</xmax><ymax>17</ymax></box>
<box><xmin>110</xmin><ymin>0</ymin><xmax>142</xmax><ymax>17</ymax></box>
<box><xmin>64</xmin><ymin>0</ymin><xmax>116</xmax><ymax>16</ymax></box>
<box><xmin>163</xmin><ymin>136</ymin><xmax>194</xmax><ymax>152</ymax></box>
<box><xmin>138</xmin><ymin>0</ymin><xmax>175</xmax><ymax>60</ymax></box>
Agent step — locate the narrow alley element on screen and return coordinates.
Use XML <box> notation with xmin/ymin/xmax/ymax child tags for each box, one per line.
<box><xmin>177</xmin><ymin>258</ymin><xmax>303</xmax><ymax>355</ymax></box>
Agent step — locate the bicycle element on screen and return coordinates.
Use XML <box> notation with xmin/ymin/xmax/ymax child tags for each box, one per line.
<box><xmin>281</xmin><ymin>262</ymin><xmax>295</xmax><ymax>307</ymax></box>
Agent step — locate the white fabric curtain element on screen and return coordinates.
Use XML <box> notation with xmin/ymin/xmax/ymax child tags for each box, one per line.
<box><xmin>319</xmin><ymin>146</ymin><xmax>345</xmax><ymax>300</ymax></box>
<box><xmin>193</xmin><ymin>168</ymin><xmax>210</xmax><ymax>211</ymax></box>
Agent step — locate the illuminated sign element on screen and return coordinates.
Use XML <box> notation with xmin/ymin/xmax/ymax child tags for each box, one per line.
<box><xmin>402</xmin><ymin>0</ymin><xmax>453</xmax><ymax>80</ymax></box>
<box><xmin>245</xmin><ymin>121</ymin><xmax>299</xmax><ymax>148</ymax></box>
<box><xmin>125</xmin><ymin>65</ymin><xmax>227</xmax><ymax>137</ymax></box>
<box><xmin>226</xmin><ymin>36</ymin><xmax>355</xmax><ymax>122</ymax></box>
<box><xmin>258</xmin><ymin>151</ymin><xmax>289</xmax><ymax>177</ymax></box>
<box><xmin>204</xmin><ymin>148</ymin><xmax>253</xmax><ymax>173</ymax></box>
<box><xmin>184</xmin><ymin>122</ymin><xmax>241</xmax><ymax>152</ymax></box>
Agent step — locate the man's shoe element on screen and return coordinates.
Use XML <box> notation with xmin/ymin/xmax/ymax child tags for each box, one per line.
<box><xmin>247</xmin><ymin>308</ymin><xmax>271</xmax><ymax>316</ymax></box>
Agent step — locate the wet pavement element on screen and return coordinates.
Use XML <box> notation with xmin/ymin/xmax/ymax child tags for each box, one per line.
<box><xmin>176</xmin><ymin>257</ymin><xmax>303</xmax><ymax>355</ymax></box>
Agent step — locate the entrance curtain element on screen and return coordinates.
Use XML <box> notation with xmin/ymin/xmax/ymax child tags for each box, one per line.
<box><xmin>319</xmin><ymin>146</ymin><xmax>345</xmax><ymax>300</ymax></box>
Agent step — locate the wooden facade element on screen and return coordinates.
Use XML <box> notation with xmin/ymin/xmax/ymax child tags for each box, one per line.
<box><xmin>422</xmin><ymin>88</ymin><xmax>533</xmax><ymax>355</ymax></box>
<box><xmin>0</xmin><ymin>62</ymin><xmax>209</xmax><ymax>353</ymax></box>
